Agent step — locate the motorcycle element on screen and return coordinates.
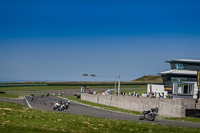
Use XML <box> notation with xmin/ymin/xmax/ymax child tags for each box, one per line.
<box><xmin>58</xmin><ymin>102</ymin><xmax>69</xmax><ymax>111</ymax></box>
<box><xmin>53</xmin><ymin>101</ymin><xmax>62</xmax><ymax>110</ymax></box>
<box><xmin>139</xmin><ymin>107</ymin><xmax>159</xmax><ymax>121</ymax></box>
<box><xmin>31</xmin><ymin>94</ymin><xmax>34</xmax><ymax>101</ymax></box>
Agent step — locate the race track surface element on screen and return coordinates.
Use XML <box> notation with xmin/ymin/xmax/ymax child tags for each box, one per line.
<box><xmin>1</xmin><ymin>96</ymin><xmax>200</xmax><ymax>128</ymax></box>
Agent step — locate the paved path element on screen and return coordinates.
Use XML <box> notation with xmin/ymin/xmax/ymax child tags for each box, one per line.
<box><xmin>1</xmin><ymin>96</ymin><xmax>200</xmax><ymax>128</ymax></box>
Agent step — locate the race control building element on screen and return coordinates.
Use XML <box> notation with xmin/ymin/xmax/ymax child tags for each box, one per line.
<box><xmin>147</xmin><ymin>59</ymin><xmax>200</xmax><ymax>99</ymax></box>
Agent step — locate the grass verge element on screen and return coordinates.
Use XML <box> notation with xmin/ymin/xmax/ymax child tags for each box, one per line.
<box><xmin>0</xmin><ymin>86</ymin><xmax>81</xmax><ymax>91</ymax></box>
<box><xmin>0</xmin><ymin>93</ymin><xmax>19</xmax><ymax>98</ymax></box>
<box><xmin>162</xmin><ymin>117</ymin><xmax>200</xmax><ymax>124</ymax></box>
<box><xmin>0</xmin><ymin>101</ymin><xmax>199</xmax><ymax>133</ymax></box>
<box><xmin>0</xmin><ymin>85</ymin><xmax>147</xmax><ymax>92</ymax></box>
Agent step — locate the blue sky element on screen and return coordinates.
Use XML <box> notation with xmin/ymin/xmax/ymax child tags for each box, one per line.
<box><xmin>0</xmin><ymin>0</ymin><xmax>200</xmax><ymax>82</ymax></box>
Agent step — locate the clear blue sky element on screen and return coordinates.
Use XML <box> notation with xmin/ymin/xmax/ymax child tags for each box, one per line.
<box><xmin>0</xmin><ymin>0</ymin><xmax>200</xmax><ymax>82</ymax></box>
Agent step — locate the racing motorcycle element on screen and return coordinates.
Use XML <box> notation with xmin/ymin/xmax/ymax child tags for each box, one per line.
<box><xmin>58</xmin><ymin>101</ymin><xmax>71</xmax><ymax>111</ymax></box>
<box><xmin>139</xmin><ymin>107</ymin><xmax>159</xmax><ymax>121</ymax></box>
<box><xmin>53</xmin><ymin>101</ymin><xmax>62</xmax><ymax>110</ymax></box>
<box><xmin>58</xmin><ymin>102</ymin><xmax>69</xmax><ymax>111</ymax></box>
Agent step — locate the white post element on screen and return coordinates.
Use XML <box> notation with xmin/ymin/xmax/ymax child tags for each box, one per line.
<box><xmin>118</xmin><ymin>70</ymin><xmax>121</xmax><ymax>95</ymax></box>
<box><xmin>115</xmin><ymin>81</ymin><xmax>116</xmax><ymax>90</ymax></box>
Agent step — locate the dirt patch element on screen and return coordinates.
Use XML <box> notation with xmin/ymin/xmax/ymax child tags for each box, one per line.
<box><xmin>0</xmin><ymin>108</ymin><xmax>12</xmax><ymax>111</ymax></box>
<box><xmin>19</xmin><ymin>96</ymin><xmax>24</xmax><ymax>99</ymax></box>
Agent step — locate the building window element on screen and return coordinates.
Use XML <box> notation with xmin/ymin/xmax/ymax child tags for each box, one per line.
<box><xmin>173</xmin><ymin>83</ymin><xmax>194</xmax><ymax>95</ymax></box>
<box><xmin>171</xmin><ymin>62</ymin><xmax>200</xmax><ymax>70</ymax></box>
<box><xmin>188</xmin><ymin>84</ymin><xmax>194</xmax><ymax>94</ymax></box>
<box><xmin>175</xmin><ymin>63</ymin><xmax>184</xmax><ymax>70</ymax></box>
<box><xmin>178</xmin><ymin>84</ymin><xmax>183</xmax><ymax>93</ymax></box>
<box><xmin>170</xmin><ymin>63</ymin><xmax>176</xmax><ymax>69</ymax></box>
<box><xmin>183</xmin><ymin>84</ymin><xmax>188</xmax><ymax>94</ymax></box>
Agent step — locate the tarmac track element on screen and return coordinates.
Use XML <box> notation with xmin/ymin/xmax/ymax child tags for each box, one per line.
<box><xmin>1</xmin><ymin>96</ymin><xmax>200</xmax><ymax>128</ymax></box>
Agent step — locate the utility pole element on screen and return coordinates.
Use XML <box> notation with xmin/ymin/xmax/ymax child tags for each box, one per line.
<box><xmin>82</xmin><ymin>71</ymin><xmax>121</xmax><ymax>96</ymax></box>
<box><xmin>118</xmin><ymin>70</ymin><xmax>121</xmax><ymax>96</ymax></box>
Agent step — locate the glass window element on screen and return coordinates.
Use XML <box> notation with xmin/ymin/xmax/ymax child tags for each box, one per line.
<box><xmin>188</xmin><ymin>84</ymin><xmax>194</xmax><ymax>94</ymax></box>
<box><xmin>170</xmin><ymin>63</ymin><xmax>176</xmax><ymax>69</ymax></box>
<box><xmin>178</xmin><ymin>84</ymin><xmax>183</xmax><ymax>94</ymax></box>
<box><xmin>174</xmin><ymin>63</ymin><xmax>184</xmax><ymax>69</ymax></box>
<box><xmin>173</xmin><ymin>83</ymin><xmax>194</xmax><ymax>95</ymax></box>
<box><xmin>171</xmin><ymin>62</ymin><xmax>200</xmax><ymax>70</ymax></box>
<box><xmin>183</xmin><ymin>84</ymin><xmax>188</xmax><ymax>94</ymax></box>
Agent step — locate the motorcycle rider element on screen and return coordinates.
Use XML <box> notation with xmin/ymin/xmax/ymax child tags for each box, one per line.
<box><xmin>139</xmin><ymin>107</ymin><xmax>159</xmax><ymax>121</ymax></box>
<box><xmin>31</xmin><ymin>93</ymin><xmax>34</xmax><ymax>101</ymax></box>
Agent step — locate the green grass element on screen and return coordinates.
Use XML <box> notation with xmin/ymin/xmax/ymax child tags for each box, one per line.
<box><xmin>163</xmin><ymin>117</ymin><xmax>200</xmax><ymax>124</ymax></box>
<box><xmin>0</xmin><ymin>85</ymin><xmax>147</xmax><ymax>92</ymax></box>
<box><xmin>0</xmin><ymin>101</ymin><xmax>199</xmax><ymax>133</ymax></box>
<box><xmin>132</xmin><ymin>75</ymin><xmax>163</xmax><ymax>83</ymax></box>
<box><xmin>0</xmin><ymin>93</ymin><xmax>19</xmax><ymax>98</ymax></box>
<box><xmin>0</xmin><ymin>86</ymin><xmax>81</xmax><ymax>91</ymax></box>
<box><xmin>89</xmin><ymin>85</ymin><xmax>147</xmax><ymax>89</ymax></box>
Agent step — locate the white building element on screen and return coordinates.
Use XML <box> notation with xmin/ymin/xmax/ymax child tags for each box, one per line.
<box><xmin>147</xmin><ymin>59</ymin><xmax>200</xmax><ymax>99</ymax></box>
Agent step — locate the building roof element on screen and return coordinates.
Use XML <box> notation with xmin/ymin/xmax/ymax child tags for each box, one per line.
<box><xmin>165</xmin><ymin>59</ymin><xmax>200</xmax><ymax>64</ymax></box>
<box><xmin>159</xmin><ymin>69</ymin><xmax>197</xmax><ymax>76</ymax></box>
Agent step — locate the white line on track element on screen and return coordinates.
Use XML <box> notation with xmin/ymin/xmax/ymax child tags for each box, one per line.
<box><xmin>24</xmin><ymin>96</ymin><xmax>33</xmax><ymax>108</ymax></box>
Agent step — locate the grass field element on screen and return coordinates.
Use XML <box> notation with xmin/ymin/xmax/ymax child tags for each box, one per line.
<box><xmin>0</xmin><ymin>85</ymin><xmax>147</xmax><ymax>92</ymax></box>
<box><xmin>0</xmin><ymin>93</ymin><xmax>19</xmax><ymax>98</ymax></box>
<box><xmin>0</xmin><ymin>101</ymin><xmax>199</xmax><ymax>133</ymax></box>
<box><xmin>162</xmin><ymin>117</ymin><xmax>200</xmax><ymax>124</ymax></box>
<box><xmin>0</xmin><ymin>86</ymin><xmax>81</xmax><ymax>91</ymax></box>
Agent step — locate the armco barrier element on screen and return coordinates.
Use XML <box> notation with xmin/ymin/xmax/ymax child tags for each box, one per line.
<box><xmin>81</xmin><ymin>93</ymin><xmax>196</xmax><ymax>117</ymax></box>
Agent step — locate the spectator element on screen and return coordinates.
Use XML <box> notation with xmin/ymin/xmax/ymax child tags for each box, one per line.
<box><xmin>31</xmin><ymin>93</ymin><xmax>34</xmax><ymax>97</ymax></box>
<box><xmin>122</xmin><ymin>91</ymin><xmax>125</xmax><ymax>96</ymax></box>
<box><xmin>136</xmin><ymin>92</ymin><xmax>139</xmax><ymax>97</ymax></box>
<box><xmin>157</xmin><ymin>93</ymin><xmax>160</xmax><ymax>99</ymax></box>
<box><xmin>133</xmin><ymin>91</ymin><xmax>136</xmax><ymax>96</ymax></box>
<box><xmin>31</xmin><ymin>93</ymin><xmax>34</xmax><ymax>101</ymax></box>
<box><xmin>149</xmin><ymin>92</ymin><xmax>153</xmax><ymax>98</ymax></box>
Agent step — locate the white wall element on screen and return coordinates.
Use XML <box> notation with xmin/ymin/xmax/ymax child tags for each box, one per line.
<box><xmin>193</xmin><ymin>82</ymin><xmax>198</xmax><ymax>99</ymax></box>
<box><xmin>147</xmin><ymin>84</ymin><xmax>168</xmax><ymax>98</ymax></box>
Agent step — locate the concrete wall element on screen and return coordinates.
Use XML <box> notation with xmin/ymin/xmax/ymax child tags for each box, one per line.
<box><xmin>81</xmin><ymin>93</ymin><xmax>197</xmax><ymax>117</ymax></box>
